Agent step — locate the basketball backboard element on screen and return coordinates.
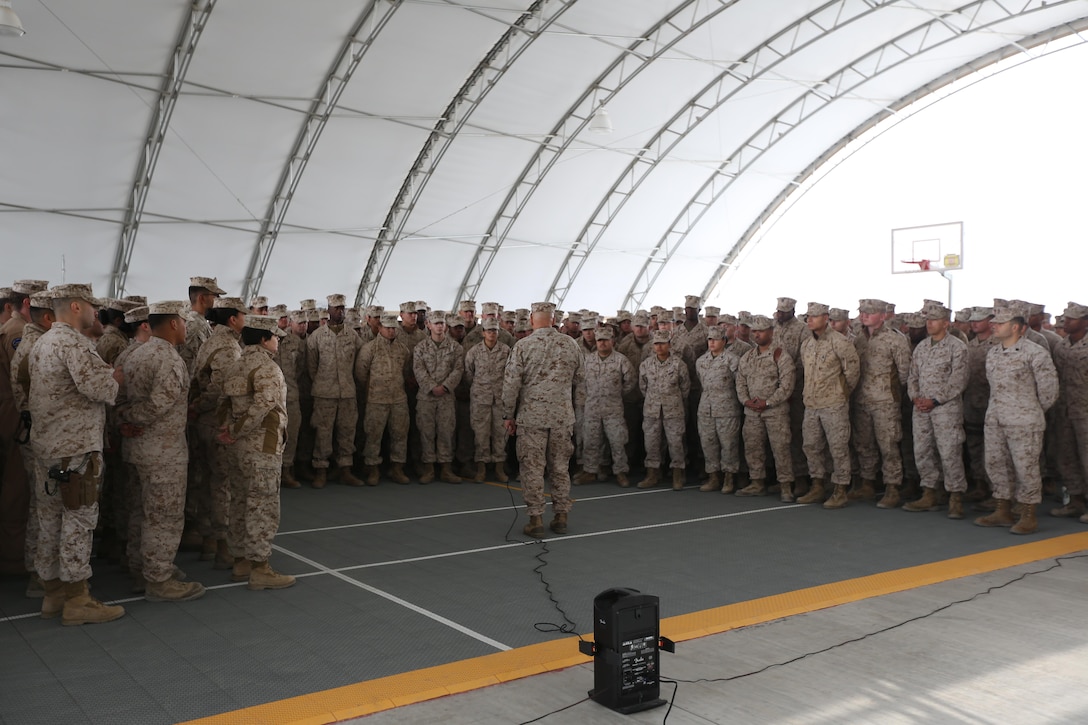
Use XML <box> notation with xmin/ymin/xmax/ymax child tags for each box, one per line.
<box><xmin>891</xmin><ymin>222</ymin><xmax>963</xmax><ymax>274</ymax></box>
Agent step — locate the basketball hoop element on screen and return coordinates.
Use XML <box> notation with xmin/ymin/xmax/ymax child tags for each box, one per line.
<box><xmin>901</xmin><ymin>259</ymin><xmax>930</xmax><ymax>271</ymax></box>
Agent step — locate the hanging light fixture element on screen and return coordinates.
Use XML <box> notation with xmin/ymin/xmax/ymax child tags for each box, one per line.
<box><xmin>0</xmin><ymin>1</ymin><xmax>25</xmax><ymax>37</ymax></box>
<box><xmin>588</xmin><ymin>107</ymin><xmax>613</xmax><ymax>134</ymax></box>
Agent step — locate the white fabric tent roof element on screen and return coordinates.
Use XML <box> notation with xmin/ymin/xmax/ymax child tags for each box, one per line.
<box><xmin>4</xmin><ymin>0</ymin><xmax>1087</xmax><ymax>312</ymax></box>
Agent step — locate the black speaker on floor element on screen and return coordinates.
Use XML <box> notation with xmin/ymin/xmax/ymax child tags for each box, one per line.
<box><xmin>578</xmin><ymin>587</ymin><xmax>675</xmax><ymax>714</ymax></box>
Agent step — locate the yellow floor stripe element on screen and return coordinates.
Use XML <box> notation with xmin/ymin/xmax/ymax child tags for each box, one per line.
<box><xmin>182</xmin><ymin>531</ymin><xmax>1088</xmax><ymax>725</ymax></box>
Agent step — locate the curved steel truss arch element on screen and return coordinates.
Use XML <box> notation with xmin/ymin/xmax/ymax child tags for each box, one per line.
<box><xmin>241</xmin><ymin>0</ymin><xmax>405</xmax><ymax>304</ymax></box>
<box><xmin>700</xmin><ymin>16</ymin><xmax>1088</xmax><ymax>302</ymax></box>
<box><xmin>546</xmin><ymin>0</ymin><xmax>895</xmax><ymax>308</ymax></box>
<box><xmin>355</xmin><ymin>0</ymin><xmax>575</xmax><ymax>308</ymax></box>
<box><xmin>454</xmin><ymin>0</ymin><xmax>736</xmax><ymax>308</ymax></box>
<box><xmin>622</xmin><ymin>0</ymin><xmax>1069</xmax><ymax>311</ymax></box>
<box><xmin>109</xmin><ymin>0</ymin><xmax>217</xmax><ymax>298</ymax></box>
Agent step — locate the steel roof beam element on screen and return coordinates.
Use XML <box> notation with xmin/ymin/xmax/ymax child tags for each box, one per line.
<box><xmin>546</xmin><ymin>0</ymin><xmax>896</xmax><ymax>308</ymax></box>
<box><xmin>108</xmin><ymin>0</ymin><xmax>216</xmax><ymax>298</ymax></box>
<box><xmin>242</xmin><ymin>0</ymin><xmax>405</xmax><ymax>304</ymax></box>
<box><xmin>622</xmin><ymin>0</ymin><xmax>1063</xmax><ymax>311</ymax></box>
<box><xmin>454</xmin><ymin>0</ymin><xmax>734</xmax><ymax>308</ymax></box>
<box><xmin>354</xmin><ymin>0</ymin><xmax>576</xmax><ymax>308</ymax></box>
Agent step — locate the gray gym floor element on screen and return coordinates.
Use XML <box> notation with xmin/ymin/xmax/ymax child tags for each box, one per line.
<box><xmin>1</xmin><ymin>473</ymin><xmax>1086</xmax><ymax>725</ymax></box>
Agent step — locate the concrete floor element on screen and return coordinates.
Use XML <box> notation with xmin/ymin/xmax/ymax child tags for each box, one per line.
<box><xmin>350</xmin><ymin>554</ymin><xmax>1088</xmax><ymax>725</ymax></box>
<box><xmin>2</xmin><ymin>475</ymin><xmax>1087</xmax><ymax>725</ymax></box>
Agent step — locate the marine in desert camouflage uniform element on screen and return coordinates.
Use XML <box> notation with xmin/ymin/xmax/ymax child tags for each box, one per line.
<box><xmin>29</xmin><ymin>284</ymin><xmax>125</xmax><ymax>625</ymax></box>
<box><xmin>218</xmin><ymin>315</ymin><xmax>295</xmax><ymax>590</ymax></box>
<box><xmin>973</xmin><ymin>305</ymin><xmax>1058</xmax><ymax>535</ymax></box>
<box><xmin>502</xmin><ymin>302</ymin><xmax>585</xmax><ymax>537</ymax></box>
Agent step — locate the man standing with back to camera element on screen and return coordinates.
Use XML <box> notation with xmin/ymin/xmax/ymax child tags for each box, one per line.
<box><xmin>503</xmin><ymin>302</ymin><xmax>584</xmax><ymax>538</ymax></box>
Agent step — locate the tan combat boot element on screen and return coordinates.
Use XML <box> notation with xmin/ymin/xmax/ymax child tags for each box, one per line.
<box><xmin>947</xmin><ymin>492</ymin><xmax>965</xmax><ymax>520</ymax></box>
<box><xmin>41</xmin><ymin>578</ymin><xmax>65</xmax><ymax>619</ymax></box>
<box><xmin>230</xmin><ymin>557</ymin><xmax>252</xmax><ymax>583</ymax></box>
<box><xmin>672</xmin><ymin>468</ymin><xmax>685</xmax><ymax>491</ymax></box>
<box><xmin>212</xmin><ymin>539</ymin><xmax>234</xmax><ymax>570</ymax></box>
<box><xmin>735</xmin><ymin>479</ymin><xmax>766</xmax><ymax>497</ymax></box>
<box><xmin>61</xmin><ymin>580</ymin><xmax>125</xmax><ymax>626</ymax></box>
<box><xmin>145</xmin><ymin>577</ymin><xmax>206</xmax><ymax>603</ymax></box>
<box><xmin>474</xmin><ymin>462</ymin><xmax>486</xmax><ymax>483</ymax></box>
<box><xmin>419</xmin><ymin>463</ymin><xmax>435</xmax><ymax>484</ymax></box>
<box><xmin>903</xmin><ymin>487</ymin><xmax>940</xmax><ymax>512</ymax></box>
<box><xmin>848</xmin><ymin>479</ymin><xmax>876</xmax><ymax>501</ymax></box>
<box><xmin>493</xmin><ymin>463</ymin><xmax>508</xmax><ymax>483</ymax></box>
<box><xmin>573</xmin><ymin>470</ymin><xmax>595</xmax><ymax>485</ymax></box>
<box><xmin>721</xmin><ymin>472</ymin><xmax>736</xmax><ymax>495</ymax></box>
<box><xmin>1050</xmin><ymin>494</ymin><xmax>1087</xmax><ymax>518</ymax></box>
<box><xmin>796</xmin><ymin>478</ymin><xmax>826</xmax><ymax>504</ymax></box>
<box><xmin>974</xmin><ymin>498</ymin><xmax>1014</xmax><ymax>527</ymax></box>
<box><xmin>637</xmin><ymin>468</ymin><xmax>660</xmax><ymax>489</ymax></box>
<box><xmin>339</xmin><ymin>467</ymin><xmax>365</xmax><ymax>487</ymax></box>
<box><xmin>823</xmin><ymin>484</ymin><xmax>849</xmax><ymax>509</ymax></box>
<box><xmin>280</xmin><ymin>465</ymin><xmax>301</xmax><ymax>489</ymax></box>
<box><xmin>311</xmin><ymin>467</ymin><xmax>327</xmax><ymax>489</ymax></box>
<box><xmin>363</xmin><ymin>465</ymin><xmax>380</xmax><ymax>487</ymax></box>
<box><xmin>247</xmin><ymin>561</ymin><xmax>296</xmax><ymax>591</ymax></box>
<box><xmin>616</xmin><ymin>472</ymin><xmax>630</xmax><ymax>487</ymax></box>
<box><xmin>523</xmin><ymin>515</ymin><xmax>545</xmax><ymax>538</ymax></box>
<box><xmin>549</xmin><ymin>512</ymin><xmax>568</xmax><ymax>535</ymax></box>
<box><xmin>876</xmin><ymin>484</ymin><xmax>900</xmax><ymax>509</ymax></box>
<box><xmin>440</xmin><ymin>463</ymin><xmax>461</xmax><ymax>484</ymax></box>
<box><xmin>199</xmin><ymin>535</ymin><xmax>216</xmax><ymax>562</ymax></box>
<box><xmin>699</xmin><ymin>471</ymin><xmax>721</xmax><ymax>492</ymax></box>
<box><xmin>779</xmin><ymin>481</ymin><xmax>795</xmax><ymax>503</ymax></box>
<box><xmin>389</xmin><ymin>463</ymin><xmax>410</xmax><ymax>484</ymax></box>
<box><xmin>1011</xmin><ymin>503</ymin><xmax>1038</xmax><ymax>535</ymax></box>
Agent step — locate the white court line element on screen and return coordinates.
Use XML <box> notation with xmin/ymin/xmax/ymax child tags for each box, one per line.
<box><xmin>1</xmin><ymin>501</ymin><xmax>795</xmax><ymax>626</ymax></box>
<box><xmin>333</xmin><ymin>503</ymin><xmax>803</xmax><ymax>572</ymax></box>
<box><xmin>270</xmin><ymin>543</ymin><xmax>512</xmax><ymax>652</ymax></box>
<box><xmin>277</xmin><ymin>485</ymin><xmax>684</xmax><ymax>536</ymax></box>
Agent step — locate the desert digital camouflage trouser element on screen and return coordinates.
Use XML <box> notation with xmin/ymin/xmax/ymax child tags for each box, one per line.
<box><xmin>228</xmin><ymin>451</ymin><xmax>281</xmax><ymax>562</ymax></box>
<box><xmin>517</xmin><ymin>425</ymin><xmax>574</xmax><ymax>517</ymax></box>
<box><xmin>986</xmin><ymin>424</ymin><xmax>1044</xmax><ymax>505</ymax></box>
<box><xmin>283</xmin><ymin>397</ymin><xmax>301</xmax><ymax>468</ymax></box>
<box><xmin>195</xmin><ymin>422</ymin><xmax>232</xmax><ymax>539</ymax></box>
<box><xmin>19</xmin><ymin>443</ymin><xmax>40</xmax><ymax>572</ymax></box>
<box><xmin>643</xmin><ymin>415</ymin><xmax>685</xmax><ymax>470</ymax></box>
<box><xmin>742</xmin><ymin>411</ymin><xmax>793</xmax><ymax>483</ymax></box>
<box><xmin>362</xmin><ymin>402</ymin><xmax>409</xmax><ymax>466</ymax></box>
<box><xmin>698</xmin><ymin>415</ymin><xmax>740</xmax><ymax>474</ymax></box>
<box><xmin>311</xmin><ymin>397</ymin><xmax>358</xmax><ymax>468</ymax></box>
<box><xmin>130</xmin><ymin>460</ymin><xmax>186</xmax><ymax>583</ymax></box>
<box><xmin>34</xmin><ymin>452</ymin><xmax>102</xmax><ymax>583</ymax></box>
<box><xmin>913</xmin><ymin>406</ymin><xmax>966</xmax><ymax>493</ymax></box>
<box><xmin>852</xmin><ymin>401</ymin><xmax>903</xmax><ymax>486</ymax></box>
<box><xmin>583</xmin><ymin>416</ymin><xmax>629</xmax><ymax>474</ymax></box>
<box><xmin>470</xmin><ymin>398</ymin><xmax>507</xmax><ymax>463</ymax></box>
<box><xmin>417</xmin><ymin>395</ymin><xmax>456</xmax><ymax>464</ymax></box>
<box><xmin>802</xmin><ymin>403</ymin><xmax>851</xmax><ymax>486</ymax></box>
<box><xmin>1055</xmin><ymin>415</ymin><xmax>1088</xmax><ymax>496</ymax></box>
